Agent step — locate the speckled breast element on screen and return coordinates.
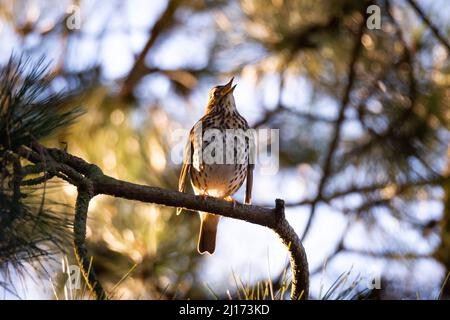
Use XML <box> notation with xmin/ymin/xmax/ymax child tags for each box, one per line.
<box><xmin>190</xmin><ymin>112</ymin><xmax>250</xmax><ymax>198</ymax></box>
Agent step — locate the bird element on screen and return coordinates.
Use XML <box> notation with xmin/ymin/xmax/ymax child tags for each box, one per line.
<box><xmin>178</xmin><ymin>77</ymin><xmax>254</xmax><ymax>255</ymax></box>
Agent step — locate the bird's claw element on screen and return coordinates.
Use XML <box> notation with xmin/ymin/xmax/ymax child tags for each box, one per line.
<box><xmin>225</xmin><ymin>196</ymin><xmax>239</xmax><ymax>209</ymax></box>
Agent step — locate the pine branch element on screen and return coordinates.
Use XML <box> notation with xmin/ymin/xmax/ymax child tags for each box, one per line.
<box><xmin>0</xmin><ymin>55</ymin><xmax>83</xmax><ymax>293</ymax></box>
<box><xmin>74</xmin><ymin>186</ymin><xmax>108</xmax><ymax>300</ymax></box>
<box><xmin>17</xmin><ymin>143</ymin><xmax>310</xmax><ymax>300</ymax></box>
<box><xmin>0</xmin><ymin>55</ymin><xmax>83</xmax><ymax>149</ymax></box>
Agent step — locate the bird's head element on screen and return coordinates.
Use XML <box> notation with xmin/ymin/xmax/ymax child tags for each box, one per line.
<box><xmin>206</xmin><ymin>77</ymin><xmax>237</xmax><ymax>113</ymax></box>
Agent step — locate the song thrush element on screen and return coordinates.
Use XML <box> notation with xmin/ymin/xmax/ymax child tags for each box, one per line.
<box><xmin>178</xmin><ymin>77</ymin><xmax>254</xmax><ymax>255</ymax></box>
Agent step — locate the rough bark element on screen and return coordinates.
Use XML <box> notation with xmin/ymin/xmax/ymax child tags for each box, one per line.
<box><xmin>17</xmin><ymin>144</ymin><xmax>309</xmax><ymax>300</ymax></box>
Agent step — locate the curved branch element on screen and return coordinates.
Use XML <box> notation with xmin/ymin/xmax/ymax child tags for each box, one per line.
<box><xmin>93</xmin><ymin>176</ymin><xmax>309</xmax><ymax>299</ymax></box>
<box><xmin>18</xmin><ymin>145</ymin><xmax>309</xmax><ymax>300</ymax></box>
<box><xmin>272</xmin><ymin>200</ymin><xmax>309</xmax><ymax>299</ymax></box>
<box><xmin>74</xmin><ymin>185</ymin><xmax>108</xmax><ymax>300</ymax></box>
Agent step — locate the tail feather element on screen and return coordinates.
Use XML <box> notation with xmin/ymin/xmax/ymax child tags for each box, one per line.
<box><xmin>198</xmin><ymin>212</ymin><xmax>220</xmax><ymax>255</ymax></box>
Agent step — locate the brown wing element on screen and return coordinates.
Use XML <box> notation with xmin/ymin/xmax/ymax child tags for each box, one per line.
<box><xmin>177</xmin><ymin>132</ymin><xmax>193</xmax><ymax>215</ymax></box>
<box><xmin>244</xmin><ymin>128</ymin><xmax>255</xmax><ymax>205</ymax></box>
<box><xmin>245</xmin><ymin>163</ymin><xmax>254</xmax><ymax>205</ymax></box>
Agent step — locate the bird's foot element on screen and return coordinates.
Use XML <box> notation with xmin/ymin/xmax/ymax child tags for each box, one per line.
<box><xmin>225</xmin><ymin>196</ymin><xmax>240</xmax><ymax>209</ymax></box>
<box><xmin>198</xmin><ymin>193</ymin><xmax>211</xmax><ymax>204</ymax></box>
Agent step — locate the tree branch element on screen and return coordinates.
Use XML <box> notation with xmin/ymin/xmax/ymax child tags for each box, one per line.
<box><xmin>344</xmin><ymin>247</ymin><xmax>430</xmax><ymax>260</ymax></box>
<box><xmin>74</xmin><ymin>186</ymin><xmax>108</xmax><ymax>300</ymax></box>
<box><xmin>18</xmin><ymin>144</ymin><xmax>309</xmax><ymax>300</ymax></box>
<box><xmin>406</xmin><ymin>0</ymin><xmax>450</xmax><ymax>52</ymax></box>
<box><xmin>119</xmin><ymin>0</ymin><xmax>181</xmax><ymax>100</ymax></box>
<box><xmin>300</xmin><ymin>11</ymin><xmax>367</xmax><ymax>241</ymax></box>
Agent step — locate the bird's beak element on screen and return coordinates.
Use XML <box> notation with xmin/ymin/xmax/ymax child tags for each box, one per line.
<box><xmin>222</xmin><ymin>77</ymin><xmax>236</xmax><ymax>95</ymax></box>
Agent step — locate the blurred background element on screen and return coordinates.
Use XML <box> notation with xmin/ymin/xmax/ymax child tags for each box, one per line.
<box><xmin>0</xmin><ymin>0</ymin><xmax>449</xmax><ymax>299</ymax></box>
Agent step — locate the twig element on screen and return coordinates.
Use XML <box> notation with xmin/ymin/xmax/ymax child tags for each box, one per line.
<box><xmin>300</xmin><ymin>12</ymin><xmax>367</xmax><ymax>241</ymax></box>
<box><xmin>406</xmin><ymin>0</ymin><xmax>450</xmax><ymax>52</ymax></box>
<box><xmin>341</xmin><ymin>0</ymin><xmax>419</xmax><ymax>162</ymax></box>
<box><xmin>344</xmin><ymin>247</ymin><xmax>429</xmax><ymax>260</ymax></box>
<box><xmin>21</xmin><ymin>172</ymin><xmax>54</xmax><ymax>186</ymax></box>
<box><xmin>119</xmin><ymin>0</ymin><xmax>180</xmax><ymax>100</ymax></box>
<box><xmin>253</xmin><ymin>104</ymin><xmax>336</xmax><ymax>128</ymax></box>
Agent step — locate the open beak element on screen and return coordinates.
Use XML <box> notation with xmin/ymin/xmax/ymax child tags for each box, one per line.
<box><xmin>222</xmin><ymin>77</ymin><xmax>236</xmax><ymax>95</ymax></box>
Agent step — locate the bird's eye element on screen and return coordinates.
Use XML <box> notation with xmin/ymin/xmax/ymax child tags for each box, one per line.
<box><xmin>213</xmin><ymin>89</ymin><xmax>220</xmax><ymax>97</ymax></box>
